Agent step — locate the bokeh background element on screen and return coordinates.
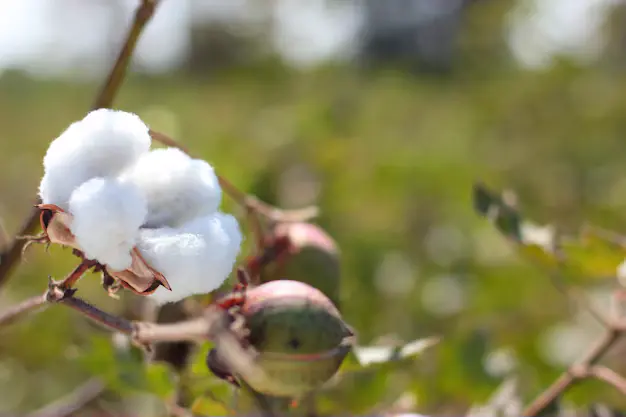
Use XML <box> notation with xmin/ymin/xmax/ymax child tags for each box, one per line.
<box><xmin>2</xmin><ymin>0</ymin><xmax>626</xmax><ymax>415</ymax></box>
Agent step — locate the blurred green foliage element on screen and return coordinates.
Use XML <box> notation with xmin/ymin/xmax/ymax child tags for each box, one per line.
<box><xmin>3</xmin><ymin>2</ymin><xmax>626</xmax><ymax>415</ymax></box>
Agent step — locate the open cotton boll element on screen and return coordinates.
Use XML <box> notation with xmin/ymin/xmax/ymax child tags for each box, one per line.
<box><xmin>120</xmin><ymin>147</ymin><xmax>222</xmax><ymax>228</ymax></box>
<box><xmin>138</xmin><ymin>212</ymin><xmax>242</xmax><ymax>305</ymax></box>
<box><xmin>40</xmin><ymin>109</ymin><xmax>151</xmax><ymax>209</ymax></box>
<box><xmin>43</xmin><ymin>109</ymin><xmax>151</xmax><ymax>172</ymax></box>
<box><xmin>69</xmin><ymin>177</ymin><xmax>148</xmax><ymax>271</ymax></box>
<box><xmin>39</xmin><ymin>164</ymin><xmax>83</xmax><ymax>212</ymax></box>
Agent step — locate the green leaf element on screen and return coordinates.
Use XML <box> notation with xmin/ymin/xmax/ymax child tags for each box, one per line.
<box><xmin>190</xmin><ymin>342</ymin><xmax>214</xmax><ymax>377</ymax></box>
<box><xmin>178</xmin><ymin>342</ymin><xmax>235</xmax><ymax>412</ymax></box>
<box><xmin>78</xmin><ymin>335</ymin><xmax>133</xmax><ymax>393</ymax></box>
<box><xmin>145</xmin><ymin>363</ymin><xmax>177</xmax><ymax>400</ymax></box>
<box><xmin>473</xmin><ymin>183</ymin><xmax>626</xmax><ymax>280</ymax></box>
<box><xmin>343</xmin><ymin>336</ymin><xmax>441</xmax><ymax>373</ymax></box>
<box><xmin>191</xmin><ymin>395</ymin><xmax>234</xmax><ymax>416</ymax></box>
<box><xmin>78</xmin><ymin>334</ymin><xmax>176</xmax><ymax>399</ymax></box>
<box><xmin>559</xmin><ymin>226</ymin><xmax>626</xmax><ymax>279</ymax></box>
<box><xmin>314</xmin><ymin>337</ymin><xmax>440</xmax><ymax>414</ymax></box>
<box><xmin>473</xmin><ymin>183</ymin><xmax>558</xmax><ymax>268</ymax></box>
<box><xmin>473</xmin><ymin>183</ymin><xmax>522</xmax><ymax>241</ymax></box>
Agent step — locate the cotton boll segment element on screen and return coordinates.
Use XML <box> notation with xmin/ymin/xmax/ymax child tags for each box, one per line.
<box><xmin>120</xmin><ymin>147</ymin><xmax>222</xmax><ymax>228</ymax></box>
<box><xmin>140</xmin><ymin>213</ymin><xmax>243</xmax><ymax>305</ymax></box>
<box><xmin>69</xmin><ymin>177</ymin><xmax>148</xmax><ymax>271</ymax></box>
<box><xmin>44</xmin><ymin>109</ymin><xmax>151</xmax><ymax>173</ymax></box>
<box><xmin>39</xmin><ymin>109</ymin><xmax>151</xmax><ymax>209</ymax></box>
<box><xmin>39</xmin><ymin>164</ymin><xmax>84</xmax><ymax>212</ymax></box>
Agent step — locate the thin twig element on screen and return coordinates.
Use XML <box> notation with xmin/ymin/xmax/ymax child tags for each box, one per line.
<box><xmin>93</xmin><ymin>0</ymin><xmax>158</xmax><ymax>109</ymax></box>
<box><xmin>0</xmin><ymin>284</ymin><xmax>276</xmax><ymax>398</ymax></box>
<box><xmin>0</xmin><ymin>258</ymin><xmax>95</xmax><ymax>328</ymax></box>
<box><xmin>60</xmin><ymin>296</ymin><xmax>135</xmax><ymax>334</ymax></box>
<box><xmin>133</xmin><ymin>315</ymin><xmax>214</xmax><ymax>344</ymax></box>
<box><xmin>0</xmin><ymin>294</ymin><xmax>47</xmax><ymax>327</ymax></box>
<box><xmin>24</xmin><ymin>378</ymin><xmax>105</xmax><ymax>417</ymax></box>
<box><xmin>59</xmin><ymin>255</ymin><xmax>99</xmax><ymax>290</ymax></box>
<box><xmin>523</xmin><ymin>326</ymin><xmax>622</xmax><ymax>416</ymax></box>
<box><xmin>0</xmin><ymin>0</ymin><xmax>159</xmax><ymax>290</ymax></box>
<box><xmin>148</xmin><ymin>129</ymin><xmax>191</xmax><ymax>154</ymax></box>
<box><xmin>37</xmin><ymin>292</ymin><xmax>276</xmax><ymax>399</ymax></box>
<box><xmin>589</xmin><ymin>365</ymin><xmax>626</xmax><ymax>396</ymax></box>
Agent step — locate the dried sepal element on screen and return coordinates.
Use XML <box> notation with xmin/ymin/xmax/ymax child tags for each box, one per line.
<box><xmin>33</xmin><ymin>205</ymin><xmax>171</xmax><ymax>296</ymax></box>
<box><xmin>108</xmin><ymin>248</ymin><xmax>171</xmax><ymax>295</ymax></box>
<box><xmin>37</xmin><ymin>204</ymin><xmax>80</xmax><ymax>248</ymax></box>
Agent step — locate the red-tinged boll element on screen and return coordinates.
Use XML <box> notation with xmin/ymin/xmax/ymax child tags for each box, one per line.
<box><xmin>209</xmin><ymin>280</ymin><xmax>354</xmax><ymax>398</ymax></box>
<box><xmin>262</xmin><ymin>222</ymin><xmax>341</xmax><ymax>308</ymax></box>
<box><xmin>242</xmin><ymin>280</ymin><xmax>353</xmax><ymax>397</ymax></box>
<box><xmin>242</xmin><ymin>280</ymin><xmax>350</xmax><ymax>354</ymax></box>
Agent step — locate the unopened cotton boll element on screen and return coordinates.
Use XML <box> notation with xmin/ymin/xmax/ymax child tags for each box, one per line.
<box><xmin>69</xmin><ymin>177</ymin><xmax>148</xmax><ymax>271</ymax></box>
<box><xmin>39</xmin><ymin>109</ymin><xmax>151</xmax><ymax>210</ymax></box>
<box><xmin>139</xmin><ymin>213</ymin><xmax>242</xmax><ymax>305</ymax></box>
<box><xmin>120</xmin><ymin>147</ymin><xmax>222</xmax><ymax>228</ymax></box>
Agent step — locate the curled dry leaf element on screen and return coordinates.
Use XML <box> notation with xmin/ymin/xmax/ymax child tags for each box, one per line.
<box><xmin>35</xmin><ymin>204</ymin><xmax>171</xmax><ymax>295</ymax></box>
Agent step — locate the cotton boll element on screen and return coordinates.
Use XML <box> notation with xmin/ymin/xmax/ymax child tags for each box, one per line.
<box><xmin>40</xmin><ymin>109</ymin><xmax>151</xmax><ymax>209</ymax></box>
<box><xmin>69</xmin><ymin>177</ymin><xmax>148</xmax><ymax>271</ymax></box>
<box><xmin>39</xmin><ymin>165</ymin><xmax>82</xmax><ymax>212</ymax></box>
<box><xmin>42</xmin><ymin>121</ymin><xmax>81</xmax><ymax>170</ymax></box>
<box><xmin>139</xmin><ymin>212</ymin><xmax>242</xmax><ymax>305</ymax></box>
<box><xmin>120</xmin><ymin>147</ymin><xmax>222</xmax><ymax>228</ymax></box>
<box><xmin>44</xmin><ymin>109</ymin><xmax>151</xmax><ymax>173</ymax></box>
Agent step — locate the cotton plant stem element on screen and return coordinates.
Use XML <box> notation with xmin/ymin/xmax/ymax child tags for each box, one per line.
<box><xmin>0</xmin><ymin>284</ymin><xmax>275</xmax><ymax>396</ymax></box>
<box><xmin>0</xmin><ymin>259</ymin><xmax>96</xmax><ymax>328</ymax></box>
<box><xmin>24</xmin><ymin>378</ymin><xmax>106</xmax><ymax>417</ymax></box>
<box><xmin>93</xmin><ymin>0</ymin><xmax>158</xmax><ymax>109</ymax></box>
<box><xmin>522</xmin><ymin>327</ymin><xmax>621</xmax><ymax>416</ymax></box>
<box><xmin>20</xmin><ymin>291</ymin><xmax>276</xmax><ymax>400</ymax></box>
<box><xmin>0</xmin><ymin>0</ymin><xmax>159</xmax><ymax>290</ymax></box>
<box><xmin>0</xmin><ymin>294</ymin><xmax>48</xmax><ymax>327</ymax></box>
<box><xmin>60</xmin><ymin>296</ymin><xmax>135</xmax><ymax>334</ymax></box>
<box><xmin>589</xmin><ymin>366</ymin><xmax>626</xmax><ymax>396</ymax></box>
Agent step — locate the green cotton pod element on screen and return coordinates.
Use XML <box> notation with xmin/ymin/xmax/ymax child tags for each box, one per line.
<box><xmin>239</xmin><ymin>280</ymin><xmax>353</xmax><ymax>397</ymax></box>
<box><xmin>262</xmin><ymin>222</ymin><xmax>342</xmax><ymax>308</ymax></box>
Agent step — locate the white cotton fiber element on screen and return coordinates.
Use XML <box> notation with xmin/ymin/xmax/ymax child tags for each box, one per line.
<box><xmin>139</xmin><ymin>212</ymin><xmax>243</xmax><ymax>305</ymax></box>
<box><xmin>120</xmin><ymin>147</ymin><xmax>222</xmax><ymax>228</ymax></box>
<box><xmin>39</xmin><ymin>109</ymin><xmax>151</xmax><ymax>210</ymax></box>
<box><xmin>69</xmin><ymin>177</ymin><xmax>148</xmax><ymax>271</ymax></box>
<box><xmin>39</xmin><ymin>164</ymin><xmax>80</xmax><ymax>212</ymax></box>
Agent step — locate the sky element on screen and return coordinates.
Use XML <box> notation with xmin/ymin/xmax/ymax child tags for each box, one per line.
<box><xmin>0</xmin><ymin>0</ymin><xmax>620</xmax><ymax>79</ymax></box>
